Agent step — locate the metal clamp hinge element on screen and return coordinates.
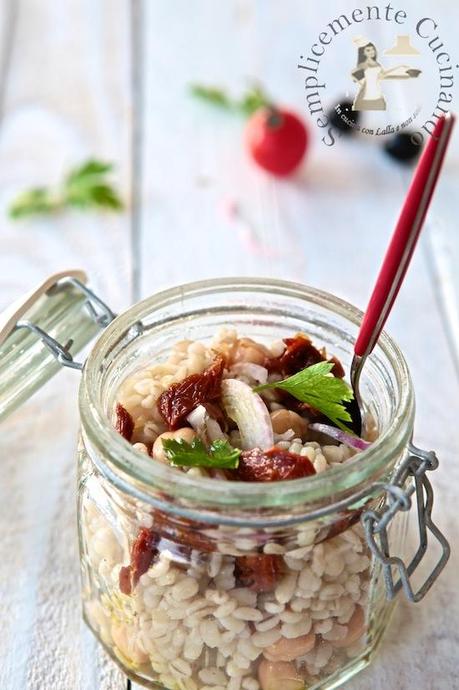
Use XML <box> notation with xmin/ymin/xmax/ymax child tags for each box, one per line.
<box><xmin>362</xmin><ymin>442</ymin><xmax>450</xmax><ymax>602</ymax></box>
<box><xmin>15</xmin><ymin>277</ymin><xmax>116</xmax><ymax>371</ymax></box>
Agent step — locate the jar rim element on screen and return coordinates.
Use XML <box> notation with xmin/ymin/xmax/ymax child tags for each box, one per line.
<box><xmin>79</xmin><ymin>277</ymin><xmax>414</xmax><ymax>518</ymax></box>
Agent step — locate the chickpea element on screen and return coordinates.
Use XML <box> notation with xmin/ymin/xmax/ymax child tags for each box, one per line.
<box><xmin>233</xmin><ymin>338</ymin><xmax>270</xmax><ymax>366</ymax></box>
<box><xmin>111</xmin><ymin>622</ymin><xmax>148</xmax><ymax>665</ymax></box>
<box><xmin>258</xmin><ymin>660</ymin><xmax>304</xmax><ymax>690</ymax></box>
<box><xmin>213</xmin><ymin>340</ymin><xmax>237</xmax><ymax>364</ymax></box>
<box><xmin>270</xmin><ymin>409</ymin><xmax>308</xmax><ymax>440</ymax></box>
<box><xmin>132</xmin><ymin>442</ymin><xmax>150</xmax><ymax>455</ymax></box>
<box><xmin>264</xmin><ymin>632</ymin><xmax>316</xmax><ymax>662</ymax></box>
<box><xmin>332</xmin><ymin>605</ymin><xmax>365</xmax><ymax>648</ymax></box>
<box><xmin>152</xmin><ymin>428</ymin><xmax>197</xmax><ymax>463</ymax></box>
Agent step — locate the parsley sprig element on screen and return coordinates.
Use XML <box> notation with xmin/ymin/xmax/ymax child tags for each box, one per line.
<box><xmin>9</xmin><ymin>159</ymin><xmax>123</xmax><ymax>219</ymax></box>
<box><xmin>254</xmin><ymin>362</ymin><xmax>354</xmax><ymax>432</ymax></box>
<box><xmin>162</xmin><ymin>437</ymin><xmax>241</xmax><ymax>469</ymax></box>
<box><xmin>190</xmin><ymin>84</ymin><xmax>270</xmax><ymax>116</ymax></box>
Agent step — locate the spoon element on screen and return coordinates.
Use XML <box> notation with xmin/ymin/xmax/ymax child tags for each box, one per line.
<box><xmin>348</xmin><ymin>113</ymin><xmax>455</xmax><ymax>435</ymax></box>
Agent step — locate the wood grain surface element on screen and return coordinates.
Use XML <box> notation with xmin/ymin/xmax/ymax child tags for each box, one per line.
<box><xmin>0</xmin><ymin>2</ymin><xmax>458</xmax><ymax>689</ymax></box>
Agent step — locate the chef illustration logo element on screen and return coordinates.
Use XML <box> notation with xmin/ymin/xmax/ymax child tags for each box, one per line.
<box><xmin>351</xmin><ymin>35</ymin><xmax>422</xmax><ymax>111</ymax></box>
<box><xmin>299</xmin><ymin>7</ymin><xmax>456</xmax><ymax>147</ymax></box>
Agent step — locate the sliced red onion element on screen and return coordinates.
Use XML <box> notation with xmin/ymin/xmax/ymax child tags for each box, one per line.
<box><xmin>310</xmin><ymin>423</ymin><xmax>371</xmax><ymax>451</ymax></box>
<box><xmin>221</xmin><ymin>379</ymin><xmax>274</xmax><ymax>451</ymax></box>
<box><xmin>229</xmin><ymin>362</ymin><xmax>269</xmax><ymax>384</ymax></box>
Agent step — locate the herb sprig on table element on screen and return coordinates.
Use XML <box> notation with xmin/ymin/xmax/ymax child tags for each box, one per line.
<box><xmin>162</xmin><ymin>437</ymin><xmax>241</xmax><ymax>470</ymax></box>
<box><xmin>190</xmin><ymin>84</ymin><xmax>270</xmax><ymax>116</ymax></box>
<box><xmin>255</xmin><ymin>361</ymin><xmax>355</xmax><ymax>432</ymax></box>
<box><xmin>9</xmin><ymin>159</ymin><xmax>124</xmax><ymax>219</ymax></box>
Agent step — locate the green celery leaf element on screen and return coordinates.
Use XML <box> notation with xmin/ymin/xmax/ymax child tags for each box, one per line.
<box><xmin>206</xmin><ymin>439</ymin><xmax>241</xmax><ymax>467</ymax></box>
<box><xmin>64</xmin><ymin>159</ymin><xmax>123</xmax><ymax>211</ymax></box>
<box><xmin>190</xmin><ymin>83</ymin><xmax>270</xmax><ymax>116</ymax></box>
<box><xmin>9</xmin><ymin>158</ymin><xmax>124</xmax><ymax>220</ymax></box>
<box><xmin>162</xmin><ymin>437</ymin><xmax>241</xmax><ymax>469</ymax></box>
<box><xmin>255</xmin><ymin>361</ymin><xmax>354</xmax><ymax>432</ymax></box>
<box><xmin>9</xmin><ymin>187</ymin><xmax>59</xmax><ymax>218</ymax></box>
<box><xmin>65</xmin><ymin>159</ymin><xmax>114</xmax><ymax>182</ymax></box>
<box><xmin>190</xmin><ymin>84</ymin><xmax>234</xmax><ymax>109</ymax></box>
<box><xmin>239</xmin><ymin>86</ymin><xmax>270</xmax><ymax>116</ymax></box>
<box><xmin>66</xmin><ymin>183</ymin><xmax>123</xmax><ymax>210</ymax></box>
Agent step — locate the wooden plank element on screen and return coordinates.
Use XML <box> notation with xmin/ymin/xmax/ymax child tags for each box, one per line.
<box><xmin>0</xmin><ymin>1</ymin><xmax>131</xmax><ymax>688</ymax></box>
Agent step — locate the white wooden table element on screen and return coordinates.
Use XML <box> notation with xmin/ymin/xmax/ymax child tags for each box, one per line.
<box><xmin>1</xmin><ymin>2</ymin><xmax>458</xmax><ymax>689</ymax></box>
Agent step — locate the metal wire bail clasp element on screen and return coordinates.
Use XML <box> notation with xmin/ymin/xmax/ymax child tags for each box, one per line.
<box><xmin>361</xmin><ymin>442</ymin><xmax>450</xmax><ymax>602</ymax></box>
<box><xmin>19</xmin><ymin>276</ymin><xmax>116</xmax><ymax>371</ymax></box>
<box><xmin>0</xmin><ymin>270</ymin><xmax>116</xmax><ymax>372</ymax></box>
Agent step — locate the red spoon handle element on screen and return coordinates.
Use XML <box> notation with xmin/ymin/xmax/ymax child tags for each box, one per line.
<box><xmin>354</xmin><ymin>113</ymin><xmax>455</xmax><ymax>358</ymax></box>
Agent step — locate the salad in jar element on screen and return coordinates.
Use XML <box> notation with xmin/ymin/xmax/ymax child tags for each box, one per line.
<box><xmin>83</xmin><ymin>328</ymin><xmax>378</xmax><ymax>690</ymax></box>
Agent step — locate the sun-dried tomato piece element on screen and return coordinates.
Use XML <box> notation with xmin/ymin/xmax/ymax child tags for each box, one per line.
<box><xmin>158</xmin><ymin>355</ymin><xmax>225</xmax><ymax>430</ymax></box>
<box><xmin>115</xmin><ymin>403</ymin><xmax>134</xmax><ymax>441</ymax></box>
<box><xmin>118</xmin><ymin>565</ymin><xmax>132</xmax><ymax>595</ymax></box>
<box><xmin>267</xmin><ymin>335</ymin><xmax>345</xmax><ymax>379</ymax></box>
<box><xmin>235</xmin><ymin>554</ymin><xmax>284</xmax><ymax>592</ymax></box>
<box><xmin>118</xmin><ymin>527</ymin><xmax>159</xmax><ymax>595</ymax></box>
<box><xmin>267</xmin><ymin>335</ymin><xmax>323</xmax><ymax>375</ymax></box>
<box><xmin>329</xmin><ymin>355</ymin><xmax>345</xmax><ymax>379</ymax></box>
<box><xmin>234</xmin><ymin>447</ymin><xmax>316</xmax><ymax>482</ymax></box>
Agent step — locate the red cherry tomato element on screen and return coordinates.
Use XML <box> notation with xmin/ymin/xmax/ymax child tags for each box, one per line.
<box><xmin>244</xmin><ymin>108</ymin><xmax>308</xmax><ymax>176</ymax></box>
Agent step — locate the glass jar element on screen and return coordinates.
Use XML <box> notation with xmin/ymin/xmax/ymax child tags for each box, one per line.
<box><xmin>75</xmin><ymin>277</ymin><xmax>442</xmax><ymax>690</ymax></box>
<box><xmin>0</xmin><ymin>274</ymin><xmax>449</xmax><ymax>690</ymax></box>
